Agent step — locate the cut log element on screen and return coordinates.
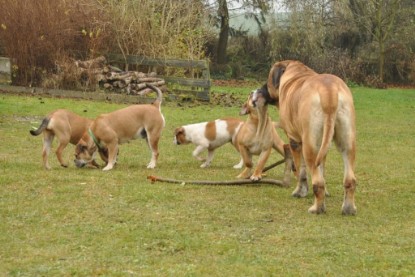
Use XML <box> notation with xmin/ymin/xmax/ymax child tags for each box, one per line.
<box><xmin>136</xmin><ymin>77</ymin><xmax>164</xmax><ymax>83</ymax></box>
<box><xmin>75</xmin><ymin>56</ymin><xmax>106</xmax><ymax>69</ymax></box>
<box><xmin>135</xmin><ymin>80</ymin><xmax>165</xmax><ymax>90</ymax></box>
<box><xmin>103</xmin><ymin>83</ymin><xmax>113</xmax><ymax>89</ymax></box>
<box><xmin>73</xmin><ymin>56</ymin><xmax>166</xmax><ymax>95</ymax></box>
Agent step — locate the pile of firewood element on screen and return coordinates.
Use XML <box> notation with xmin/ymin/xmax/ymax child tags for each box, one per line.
<box><xmin>75</xmin><ymin>56</ymin><xmax>166</xmax><ymax>95</ymax></box>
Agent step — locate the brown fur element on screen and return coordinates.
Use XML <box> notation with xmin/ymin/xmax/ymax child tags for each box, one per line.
<box><xmin>234</xmin><ymin>93</ymin><xmax>285</xmax><ymax>181</ymax></box>
<box><xmin>74</xmin><ymin>84</ymin><xmax>164</xmax><ymax>171</ymax></box>
<box><xmin>29</xmin><ymin>109</ymin><xmax>98</xmax><ymax>169</ymax></box>
<box><xmin>205</xmin><ymin>121</ymin><xmax>216</xmax><ymax>142</ymax></box>
<box><xmin>174</xmin><ymin>127</ymin><xmax>187</xmax><ymax>145</ymax></box>
<box><xmin>226</xmin><ymin>118</ymin><xmax>244</xmax><ymax>141</ymax></box>
<box><xmin>263</xmin><ymin>60</ymin><xmax>357</xmax><ymax>215</ymax></box>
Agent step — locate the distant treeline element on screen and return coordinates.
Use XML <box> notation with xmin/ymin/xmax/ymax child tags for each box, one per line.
<box><xmin>0</xmin><ymin>0</ymin><xmax>413</xmax><ymax>88</ymax></box>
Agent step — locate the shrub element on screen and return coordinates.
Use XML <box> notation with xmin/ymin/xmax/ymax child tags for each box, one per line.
<box><xmin>0</xmin><ymin>0</ymin><xmax>108</xmax><ymax>86</ymax></box>
<box><xmin>0</xmin><ymin>0</ymin><xmax>211</xmax><ymax>88</ymax></box>
<box><xmin>93</xmin><ymin>0</ymin><xmax>211</xmax><ymax>70</ymax></box>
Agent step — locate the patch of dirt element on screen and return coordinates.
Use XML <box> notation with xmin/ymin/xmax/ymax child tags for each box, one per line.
<box><xmin>386</xmin><ymin>84</ymin><xmax>415</xmax><ymax>89</ymax></box>
<box><xmin>212</xmin><ymin>79</ymin><xmax>262</xmax><ymax>87</ymax></box>
<box><xmin>173</xmin><ymin>91</ymin><xmax>244</xmax><ymax>108</ymax></box>
<box><xmin>209</xmin><ymin>92</ymin><xmax>244</xmax><ymax>107</ymax></box>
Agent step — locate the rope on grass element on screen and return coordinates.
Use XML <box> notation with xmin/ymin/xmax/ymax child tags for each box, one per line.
<box><xmin>147</xmin><ymin>159</ymin><xmax>287</xmax><ymax>187</ymax></box>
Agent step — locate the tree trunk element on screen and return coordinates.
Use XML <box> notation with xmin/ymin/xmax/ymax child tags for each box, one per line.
<box><xmin>216</xmin><ymin>0</ymin><xmax>229</xmax><ymax>64</ymax></box>
<box><xmin>379</xmin><ymin>39</ymin><xmax>385</xmax><ymax>83</ymax></box>
<box><xmin>376</xmin><ymin>3</ymin><xmax>385</xmax><ymax>83</ymax></box>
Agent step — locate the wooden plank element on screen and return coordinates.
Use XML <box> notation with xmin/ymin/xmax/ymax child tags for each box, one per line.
<box><xmin>108</xmin><ymin>54</ymin><xmax>208</xmax><ymax>69</ymax></box>
<box><xmin>163</xmin><ymin>76</ymin><xmax>211</xmax><ymax>88</ymax></box>
<box><xmin>169</xmin><ymin>88</ymin><xmax>209</xmax><ymax>101</ymax></box>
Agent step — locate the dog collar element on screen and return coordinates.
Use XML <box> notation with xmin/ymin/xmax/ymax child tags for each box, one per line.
<box><xmin>88</xmin><ymin>128</ymin><xmax>104</xmax><ymax>150</ymax></box>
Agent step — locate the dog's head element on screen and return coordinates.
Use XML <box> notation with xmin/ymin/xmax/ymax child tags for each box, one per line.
<box><xmin>266</xmin><ymin>60</ymin><xmax>314</xmax><ymax>106</ymax></box>
<box><xmin>246</xmin><ymin>86</ymin><xmax>273</xmax><ymax>141</ymax></box>
<box><xmin>174</xmin><ymin>127</ymin><xmax>189</xmax><ymax>145</ymax></box>
<box><xmin>251</xmin><ymin>83</ymin><xmax>277</xmax><ymax>109</ymax></box>
<box><xmin>240</xmin><ymin>92</ymin><xmax>258</xmax><ymax>117</ymax></box>
<box><xmin>74</xmin><ymin>133</ymin><xmax>108</xmax><ymax>168</ymax></box>
<box><xmin>74</xmin><ymin>136</ymin><xmax>96</xmax><ymax>168</ymax></box>
<box><xmin>265</xmin><ymin>60</ymin><xmax>295</xmax><ymax>106</ymax></box>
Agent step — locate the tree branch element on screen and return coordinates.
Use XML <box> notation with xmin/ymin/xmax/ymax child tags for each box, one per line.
<box><xmin>147</xmin><ymin>175</ymin><xmax>287</xmax><ymax>186</ymax></box>
<box><xmin>147</xmin><ymin>159</ymin><xmax>290</xmax><ymax>187</ymax></box>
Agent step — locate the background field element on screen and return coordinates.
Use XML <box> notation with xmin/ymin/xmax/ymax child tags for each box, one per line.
<box><xmin>0</xmin><ymin>85</ymin><xmax>414</xmax><ymax>276</ymax></box>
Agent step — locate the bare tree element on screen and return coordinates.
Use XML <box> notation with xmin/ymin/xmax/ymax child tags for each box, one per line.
<box><xmin>348</xmin><ymin>0</ymin><xmax>402</xmax><ymax>82</ymax></box>
<box><xmin>269</xmin><ymin>0</ymin><xmax>414</xmax><ymax>84</ymax></box>
<box><xmin>270</xmin><ymin>0</ymin><xmax>338</xmax><ymax>65</ymax></box>
<box><xmin>216</xmin><ymin>0</ymin><xmax>230</xmax><ymax>64</ymax></box>
<box><xmin>210</xmin><ymin>0</ymin><xmax>272</xmax><ymax>64</ymax></box>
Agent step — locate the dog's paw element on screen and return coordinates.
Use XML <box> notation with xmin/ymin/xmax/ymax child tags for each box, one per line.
<box><xmin>236</xmin><ymin>173</ymin><xmax>250</xmax><ymax>179</ymax></box>
<box><xmin>308</xmin><ymin>202</ymin><xmax>326</xmax><ymax>214</ymax></box>
<box><xmin>200</xmin><ymin>162</ymin><xmax>210</xmax><ymax>168</ymax></box>
<box><xmin>147</xmin><ymin>162</ymin><xmax>156</xmax><ymax>169</ymax></box>
<box><xmin>233</xmin><ymin>164</ymin><xmax>243</xmax><ymax>169</ymax></box>
<box><xmin>292</xmin><ymin>184</ymin><xmax>308</xmax><ymax>198</ymax></box>
<box><xmin>237</xmin><ymin>168</ymin><xmax>251</xmax><ymax>179</ymax></box>
<box><xmin>250</xmin><ymin>175</ymin><xmax>262</xmax><ymax>181</ymax></box>
<box><xmin>102</xmin><ymin>164</ymin><xmax>114</xmax><ymax>171</ymax></box>
<box><xmin>341</xmin><ymin>202</ymin><xmax>357</xmax><ymax>216</ymax></box>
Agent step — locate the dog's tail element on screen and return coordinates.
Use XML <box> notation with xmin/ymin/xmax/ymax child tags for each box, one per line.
<box><xmin>315</xmin><ymin>114</ymin><xmax>335</xmax><ymax>167</ymax></box>
<box><xmin>30</xmin><ymin>117</ymin><xmax>50</xmax><ymax>136</ymax></box>
<box><xmin>146</xmin><ymin>83</ymin><xmax>163</xmax><ymax>107</ymax></box>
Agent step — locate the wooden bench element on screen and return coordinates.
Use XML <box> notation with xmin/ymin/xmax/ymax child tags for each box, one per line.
<box><xmin>107</xmin><ymin>54</ymin><xmax>211</xmax><ymax>101</ymax></box>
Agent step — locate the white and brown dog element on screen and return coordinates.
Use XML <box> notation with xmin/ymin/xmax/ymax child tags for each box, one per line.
<box><xmin>74</xmin><ymin>84</ymin><xmax>165</xmax><ymax>171</ymax></box>
<box><xmin>174</xmin><ymin>118</ymin><xmax>244</xmax><ymax>168</ymax></box>
<box><xmin>235</xmin><ymin>91</ymin><xmax>286</xmax><ymax>181</ymax></box>
<box><xmin>255</xmin><ymin>60</ymin><xmax>357</xmax><ymax>215</ymax></box>
<box><xmin>30</xmin><ymin>109</ymin><xmax>98</xmax><ymax>169</ymax></box>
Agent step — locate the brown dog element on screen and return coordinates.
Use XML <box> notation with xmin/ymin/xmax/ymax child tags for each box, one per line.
<box><xmin>74</xmin><ymin>84</ymin><xmax>165</xmax><ymax>171</ymax></box>
<box><xmin>30</xmin><ymin>109</ymin><xmax>98</xmax><ymax>169</ymax></box>
<box><xmin>235</xmin><ymin>92</ymin><xmax>285</xmax><ymax>181</ymax></box>
<box><xmin>254</xmin><ymin>60</ymin><xmax>357</xmax><ymax>215</ymax></box>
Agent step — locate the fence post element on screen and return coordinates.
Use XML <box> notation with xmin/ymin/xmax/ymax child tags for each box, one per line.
<box><xmin>0</xmin><ymin>57</ymin><xmax>11</xmax><ymax>84</ymax></box>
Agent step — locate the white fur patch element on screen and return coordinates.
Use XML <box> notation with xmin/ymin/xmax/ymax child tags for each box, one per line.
<box><xmin>177</xmin><ymin>119</ymin><xmax>243</xmax><ymax>168</ymax></box>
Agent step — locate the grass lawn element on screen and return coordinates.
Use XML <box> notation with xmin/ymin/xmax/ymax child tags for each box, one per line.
<box><xmin>0</xmin><ymin>85</ymin><xmax>414</xmax><ymax>276</ymax></box>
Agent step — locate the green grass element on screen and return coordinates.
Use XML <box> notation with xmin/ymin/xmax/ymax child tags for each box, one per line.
<box><xmin>0</xmin><ymin>86</ymin><xmax>414</xmax><ymax>276</ymax></box>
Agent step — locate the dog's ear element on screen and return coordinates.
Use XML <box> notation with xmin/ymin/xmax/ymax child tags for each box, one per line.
<box><xmin>259</xmin><ymin>83</ymin><xmax>278</xmax><ymax>106</ymax></box>
<box><xmin>239</xmin><ymin>103</ymin><xmax>249</xmax><ymax>115</ymax></box>
<box><xmin>271</xmin><ymin>64</ymin><xmax>286</xmax><ymax>89</ymax></box>
<box><xmin>267</xmin><ymin>62</ymin><xmax>287</xmax><ymax>100</ymax></box>
<box><xmin>174</xmin><ymin>127</ymin><xmax>184</xmax><ymax>136</ymax></box>
<box><xmin>75</xmin><ymin>142</ymin><xmax>87</xmax><ymax>154</ymax></box>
